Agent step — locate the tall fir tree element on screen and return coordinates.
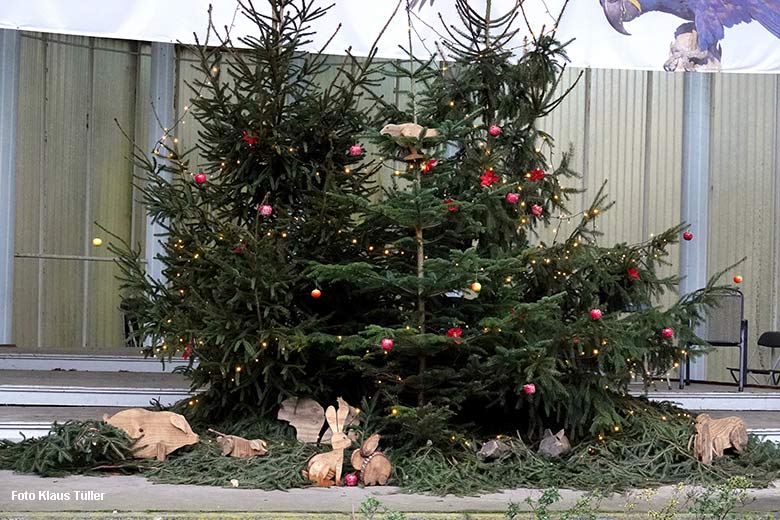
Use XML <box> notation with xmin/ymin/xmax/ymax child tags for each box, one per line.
<box><xmin>307</xmin><ymin>0</ymin><xmax>721</xmax><ymax>444</ymax></box>
<box><xmin>113</xmin><ymin>0</ymin><xmax>390</xmax><ymax>418</ymax></box>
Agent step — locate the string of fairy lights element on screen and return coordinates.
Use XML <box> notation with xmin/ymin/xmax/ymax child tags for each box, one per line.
<box><xmin>132</xmin><ymin>2</ymin><xmax>698</xmax><ymax>444</ymax></box>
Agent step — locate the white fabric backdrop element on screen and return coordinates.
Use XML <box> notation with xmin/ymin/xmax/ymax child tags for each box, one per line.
<box><xmin>0</xmin><ymin>0</ymin><xmax>778</xmax><ymax>72</ymax></box>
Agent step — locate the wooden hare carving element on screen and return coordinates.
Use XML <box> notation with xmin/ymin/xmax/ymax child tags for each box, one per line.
<box><xmin>303</xmin><ymin>397</ymin><xmax>352</xmax><ymax>486</ymax></box>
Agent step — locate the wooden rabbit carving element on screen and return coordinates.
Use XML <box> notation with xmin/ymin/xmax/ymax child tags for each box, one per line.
<box><xmin>350</xmin><ymin>433</ymin><xmax>392</xmax><ymax>485</ymax></box>
<box><xmin>303</xmin><ymin>397</ymin><xmax>352</xmax><ymax>486</ymax></box>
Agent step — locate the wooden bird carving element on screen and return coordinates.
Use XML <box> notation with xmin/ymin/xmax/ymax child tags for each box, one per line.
<box><xmin>380</xmin><ymin>123</ymin><xmax>439</xmax><ymax>161</ymax></box>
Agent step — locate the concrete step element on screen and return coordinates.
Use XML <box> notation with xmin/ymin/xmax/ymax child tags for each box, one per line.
<box><xmin>0</xmin><ymin>369</ymin><xmax>192</xmax><ymax>408</ymax></box>
<box><xmin>630</xmin><ymin>382</ymin><xmax>780</xmax><ymax>411</ymax></box>
<box><xmin>0</xmin><ymin>406</ymin><xmax>125</xmax><ymax>441</ymax></box>
<box><xmin>0</xmin><ymin>352</ymin><xmax>191</xmax><ymax>373</ymax></box>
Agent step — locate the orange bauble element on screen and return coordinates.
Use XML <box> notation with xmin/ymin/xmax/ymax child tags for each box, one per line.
<box><xmin>311</xmin><ymin>289</ymin><xmax>322</xmax><ymax>298</ymax></box>
<box><xmin>733</xmin><ymin>275</ymin><xmax>743</xmax><ymax>284</ymax></box>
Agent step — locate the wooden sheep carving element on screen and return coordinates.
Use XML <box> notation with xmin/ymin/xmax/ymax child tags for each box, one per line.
<box><xmin>690</xmin><ymin>413</ymin><xmax>748</xmax><ymax>465</ymax></box>
<box><xmin>103</xmin><ymin>408</ymin><xmax>198</xmax><ymax>461</ymax></box>
<box><xmin>208</xmin><ymin>429</ymin><xmax>268</xmax><ymax>459</ymax></box>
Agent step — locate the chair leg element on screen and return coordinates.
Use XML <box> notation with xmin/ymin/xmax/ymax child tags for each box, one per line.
<box><xmin>739</xmin><ymin>320</ymin><xmax>748</xmax><ymax>392</ymax></box>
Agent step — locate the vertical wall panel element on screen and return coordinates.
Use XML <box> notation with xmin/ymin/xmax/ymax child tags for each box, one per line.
<box><xmin>707</xmin><ymin>73</ymin><xmax>779</xmax><ymax>382</ymax></box>
<box><xmin>87</xmin><ymin>39</ymin><xmax>139</xmax><ymax>350</ymax></box>
<box><xmin>645</xmin><ymin>71</ymin><xmax>684</xmax><ymax>309</ymax></box>
<box><xmin>132</xmin><ymin>44</ymin><xmax>151</xmax><ymax>254</ymax></box>
<box><xmin>12</xmin><ymin>33</ymin><xmax>46</xmax><ymax>348</ymax></box>
<box><xmin>584</xmin><ymin>69</ymin><xmax>648</xmax><ymax>246</ymax></box>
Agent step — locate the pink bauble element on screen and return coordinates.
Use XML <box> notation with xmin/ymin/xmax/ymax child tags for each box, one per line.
<box><xmin>531</xmin><ymin>204</ymin><xmax>543</xmax><ymax>217</ymax></box>
<box><xmin>344</xmin><ymin>473</ymin><xmax>359</xmax><ymax>486</ymax></box>
<box><xmin>259</xmin><ymin>205</ymin><xmax>273</xmax><ymax>216</ymax></box>
<box><xmin>523</xmin><ymin>383</ymin><xmax>536</xmax><ymax>395</ymax></box>
<box><xmin>488</xmin><ymin>125</ymin><xmax>501</xmax><ymax>137</ymax></box>
<box><xmin>506</xmin><ymin>193</ymin><xmax>519</xmax><ymax>204</ymax></box>
<box><xmin>590</xmin><ymin>309</ymin><xmax>602</xmax><ymax>320</ymax></box>
<box><xmin>682</xmin><ymin>231</ymin><xmax>693</xmax><ymax>241</ymax></box>
<box><xmin>661</xmin><ymin>328</ymin><xmax>674</xmax><ymax>339</ymax></box>
<box><xmin>194</xmin><ymin>173</ymin><xmax>207</xmax><ymax>184</ymax></box>
<box><xmin>381</xmin><ymin>338</ymin><xmax>394</xmax><ymax>351</ymax></box>
<box><xmin>349</xmin><ymin>144</ymin><xmax>363</xmax><ymax>156</ymax></box>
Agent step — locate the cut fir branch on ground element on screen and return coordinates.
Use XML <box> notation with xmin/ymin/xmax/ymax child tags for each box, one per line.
<box><xmin>3</xmin><ymin>399</ymin><xmax>780</xmax><ymax>496</ymax></box>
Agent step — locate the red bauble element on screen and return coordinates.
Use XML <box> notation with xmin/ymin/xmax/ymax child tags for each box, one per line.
<box><xmin>683</xmin><ymin>231</ymin><xmax>694</xmax><ymax>241</ymax></box>
<box><xmin>523</xmin><ymin>383</ymin><xmax>536</xmax><ymax>395</ymax></box>
<box><xmin>381</xmin><ymin>338</ymin><xmax>394</xmax><ymax>351</ymax></box>
<box><xmin>344</xmin><ymin>473</ymin><xmax>359</xmax><ymax>486</ymax></box>
<box><xmin>488</xmin><ymin>125</ymin><xmax>501</xmax><ymax>137</ymax></box>
<box><xmin>661</xmin><ymin>328</ymin><xmax>674</xmax><ymax>339</ymax></box>
<box><xmin>194</xmin><ymin>173</ymin><xmax>207</xmax><ymax>184</ymax></box>
<box><xmin>311</xmin><ymin>289</ymin><xmax>322</xmax><ymax>299</ymax></box>
<box><xmin>627</xmin><ymin>267</ymin><xmax>640</xmax><ymax>281</ymax></box>
<box><xmin>349</xmin><ymin>144</ymin><xmax>363</xmax><ymax>156</ymax></box>
<box><xmin>506</xmin><ymin>193</ymin><xmax>519</xmax><ymax>204</ymax></box>
<box><xmin>590</xmin><ymin>309</ymin><xmax>603</xmax><ymax>320</ymax></box>
<box><xmin>733</xmin><ymin>275</ymin><xmax>743</xmax><ymax>284</ymax></box>
<box><xmin>182</xmin><ymin>344</ymin><xmax>193</xmax><ymax>360</ymax></box>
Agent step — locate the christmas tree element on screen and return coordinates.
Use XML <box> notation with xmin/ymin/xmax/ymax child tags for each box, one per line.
<box><xmin>306</xmin><ymin>0</ymin><xmax>722</xmax><ymax>444</ymax></box>
<box><xmin>112</xmin><ymin>0</ymin><xmax>391</xmax><ymax>418</ymax></box>
<box><xmin>114</xmin><ymin>0</ymin><xmax>722</xmax><ymax>445</ymax></box>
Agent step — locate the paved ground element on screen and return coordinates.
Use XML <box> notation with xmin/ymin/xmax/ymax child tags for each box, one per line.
<box><xmin>1</xmin><ymin>471</ymin><xmax>780</xmax><ymax>515</ymax></box>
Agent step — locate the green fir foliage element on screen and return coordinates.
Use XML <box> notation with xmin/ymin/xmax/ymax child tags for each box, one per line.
<box><xmin>113</xmin><ymin>0</ymin><xmax>730</xmax><ymax>454</ymax></box>
<box><xmin>0</xmin><ymin>421</ymin><xmax>137</xmax><ymax>477</ymax></box>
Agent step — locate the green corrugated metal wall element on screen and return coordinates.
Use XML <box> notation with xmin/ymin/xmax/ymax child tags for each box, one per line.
<box><xmin>11</xmin><ymin>32</ymin><xmax>780</xmax><ymax>385</ymax></box>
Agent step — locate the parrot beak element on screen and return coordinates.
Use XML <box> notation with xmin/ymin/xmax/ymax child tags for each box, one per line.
<box><xmin>600</xmin><ymin>0</ymin><xmax>642</xmax><ymax>35</ymax></box>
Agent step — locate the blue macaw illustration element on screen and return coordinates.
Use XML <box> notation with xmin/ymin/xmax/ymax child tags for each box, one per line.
<box><xmin>600</xmin><ymin>0</ymin><xmax>780</xmax><ymax>69</ymax></box>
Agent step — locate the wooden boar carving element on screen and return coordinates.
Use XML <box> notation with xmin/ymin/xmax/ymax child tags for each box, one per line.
<box><xmin>103</xmin><ymin>408</ymin><xmax>199</xmax><ymax>461</ymax></box>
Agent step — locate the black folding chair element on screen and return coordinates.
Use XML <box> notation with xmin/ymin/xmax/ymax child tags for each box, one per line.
<box><xmin>679</xmin><ymin>288</ymin><xmax>748</xmax><ymax>391</ymax></box>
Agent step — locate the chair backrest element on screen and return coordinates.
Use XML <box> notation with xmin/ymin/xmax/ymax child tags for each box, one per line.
<box><xmin>699</xmin><ymin>289</ymin><xmax>743</xmax><ymax>346</ymax></box>
<box><xmin>758</xmin><ymin>331</ymin><xmax>780</xmax><ymax>348</ymax></box>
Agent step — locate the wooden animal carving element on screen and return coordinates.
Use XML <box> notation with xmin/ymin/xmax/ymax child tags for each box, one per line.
<box><xmin>380</xmin><ymin>123</ymin><xmax>439</xmax><ymax>161</ymax></box>
<box><xmin>538</xmin><ymin>429</ymin><xmax>571</xmax><ymax>458</ymax></box>
<box><xmin>208</xmin><ymin>429</ymin><xmax>268</xmax><ymax>459</ymax></box>
<box><xmin>350</xmin><ymin>433</ymin><xmax>392</xmax><ymax>486</ymax></box>
<box><xmin>278</xmin><ymin>396</ymin><xmax>359</xmax><ymax>443</ymax></box>
<box><xmin>277</xmin><ymin>397</ymin><xmax>326</xmax><ymax>443</ymax></box>
<box><xmin>303</xmin><ymin>397</ymin><xmax>352</xmax><ymax>486</ymax></box>
<box><xmin>478</xmin><ymin>439</ymin><xmax>510</xmax><ymax>462</ymax></box>
<box><xmin>103</xmin><ymin>408</ymin><xmax>198</xmax><ymax>461</ymax></box>
<box><xmin>690</xmin><ymin>413</ymin><xmax>748</xmax><ymax>465</ymax></box>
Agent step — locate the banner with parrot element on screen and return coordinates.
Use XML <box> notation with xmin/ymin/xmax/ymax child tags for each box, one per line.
<box><xmin>0</xmin><ymin>0</ymin><xmax>778</xmax><ymax>72</ymax></box>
